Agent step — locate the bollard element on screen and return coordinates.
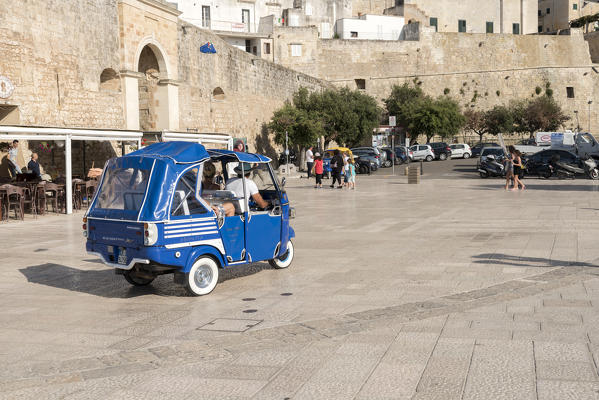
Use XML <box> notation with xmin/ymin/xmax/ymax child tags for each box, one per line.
<box><xmin>420</xmin><ymin>160</ymin><xmax>424</xmax><ymax>175</ymax></box>
<box><xmin>404</xmin><ymin>166</ymin><xmax>409</xmax><ymax>176</ymax></box>
<box><xmin>408</xmin><ymin>165</ymin><xmax>420</xmax><ymax>184</ymax></box>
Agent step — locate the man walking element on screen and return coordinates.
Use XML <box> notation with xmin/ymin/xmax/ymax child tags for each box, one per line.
<box><xmin>306</xmin><ymin>146</ymin><xmax>314</xmax><ymax>178</ymax></box>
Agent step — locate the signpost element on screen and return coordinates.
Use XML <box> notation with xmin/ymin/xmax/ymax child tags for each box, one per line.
<box><xmin>389</xmin><ymin>116</ymin><xmax>396</xmax><ymax>175</ymax></box>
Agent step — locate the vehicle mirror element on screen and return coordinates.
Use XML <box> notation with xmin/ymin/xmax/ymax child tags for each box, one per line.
<box><xmin>281</xmin><ymin>177</ymin><xmax>286</xmax><ymax>187</ymax></box>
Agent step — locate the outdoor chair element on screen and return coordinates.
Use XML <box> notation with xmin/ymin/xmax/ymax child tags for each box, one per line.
<box><xmin>85</xmin><ymin>180</ymin><xmax>97</xmax><ymax>207</ymax></box>
<box><xmin>36</xmin><ymin>183</ymin><xmax>46</xmax><ymax>215</ymax></box>
<box><xmin>72</xmin><ymin>179</ymin><xmax>85</xmax><ymax>210</ymax></box>
<box><xmin>1</xmin><ymin>185</ymin><xmax>24</xmax><ymax>220</ymax></box>
<box><xmin>44</xmin><ymin>183</ymin><xmax>62</xmax><ymax>213</ymax></box>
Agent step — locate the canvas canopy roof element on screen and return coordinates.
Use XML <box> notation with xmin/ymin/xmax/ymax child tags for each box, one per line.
<box><xmin>208</xmin><ymin>149</ymin><xmax>271</xmax><ymax>163</ymax></box>
<box><xmin>129</xmin><ymin>141</ymin><xmax>211</xmax><ymax>164</ymax></box>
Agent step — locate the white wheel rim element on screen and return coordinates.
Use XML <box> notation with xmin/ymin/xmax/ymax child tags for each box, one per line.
<box><xmin>194</xmin><ymin>265</ymin><xmax>213</xmax><ymax>289</ymax></box>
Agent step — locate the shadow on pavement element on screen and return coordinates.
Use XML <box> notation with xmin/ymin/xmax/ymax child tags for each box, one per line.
<box><xmin>472</xmin><ymin>253</ymin><xmax>598</xmax><ymax>268</ymax></box>
<box><xmin>19</xmin><ymin>262</ymin><xmax>274</xmax><ymax>298</ymax></box>
<box><xmin>470</xmin><ymin>184</ymin><xmax>599</xmax><ymax>192</ymax></box>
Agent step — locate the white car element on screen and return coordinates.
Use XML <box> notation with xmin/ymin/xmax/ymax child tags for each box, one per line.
<box><xmin>450</xmin><ymin>143</ymin><xmax>472</xmax><ymax>159</ymax></box>
<box><xmin>409</xmin><ymin>144</ymin><xmax>435</xmax><ymax>161</ymax></box>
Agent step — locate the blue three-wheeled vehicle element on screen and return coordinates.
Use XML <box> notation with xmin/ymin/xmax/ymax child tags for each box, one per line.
<box><xmin>84</xmin><ymin>142</ymin><xmax>295</xmax><ymax>295</ymax></box>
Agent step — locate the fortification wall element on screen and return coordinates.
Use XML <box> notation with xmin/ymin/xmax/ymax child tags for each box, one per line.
<box><xmin>0</xmin><ymin>0</ymin><xmax>124</xmax><ymax>128</ymax></box>
<box><xmin>276</xmin><ymin>27</ymin><xmax>599</xmax><ymax>133</ymax></box>
<box><xmin>177</xmin><ymin>25</ymin><xmax>329</xmax><ymax>156</ymax></box>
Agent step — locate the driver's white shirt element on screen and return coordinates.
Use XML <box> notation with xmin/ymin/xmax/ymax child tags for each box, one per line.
<box><xmin>226</xmin><ymin>177</ymin><xmax>259</xmax><ymax>213</ymax></box>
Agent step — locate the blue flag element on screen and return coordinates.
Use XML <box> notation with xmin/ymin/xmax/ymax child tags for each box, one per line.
<box><xmin>200</xmin><ymin>42</ymin><xmax>216</xmax><ymax>54</ymax></box>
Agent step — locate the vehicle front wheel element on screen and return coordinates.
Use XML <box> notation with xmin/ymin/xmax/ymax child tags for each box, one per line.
<box><xmin>425</xmin><ymin>155</ymin><xmax>433</xmax><ymax>162</ymax></box>
<box><xmin>463</xmin><ymin>153</ymin><xmax>471</xmax><ymax>159</ymax></box>
<box><xmin>479</xmin><ymin>171</ymin><xmax>489</xmax><ymax>178</ymax></box>
<box><xmin>269</xmin><ymin>241</ymin><xmax>294</xmax><ymax>269</ymax></box>
<box><xmin>185</xmin><ymin>256</ymin><xmax>219</xmax><ymax>296</ymax></box>
<box><xmin>383</xmin><ymin>160</ymin><xmax>392</xmax><ymax>167</ymax></box>
<box><xmin>123</xmin><ymin>270</ymin><xmax>155</xmax><ymax>286</ymax></box>
<box><xmin>439</xmin><ymin>153</ymin><xmax>447</xmax><ymax>161</ymax></box>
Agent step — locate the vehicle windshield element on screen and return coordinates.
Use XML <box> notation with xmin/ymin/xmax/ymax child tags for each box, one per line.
<box><xmin>96</xmin><ymin>164</ymin><xmax>151</xmax><ymax>212</ymax></box>
<box><xmin>481</xmin><ymin>148</ymin><xmax>505</xmax><ymax>157</ymax></box>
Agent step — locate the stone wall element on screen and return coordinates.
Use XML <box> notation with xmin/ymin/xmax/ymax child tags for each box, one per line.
<box><xmin>0</xmin><ymin>0</ymin><xmax>124</xmax><ymax>128</ymax></box>
<box><xmin>177</xmin><ymin>24</ymin><xmax>329</xmax><ymax>157</ymax></box>
<box><xmin>275</xmin><ymin>26</ymin><xmax>599</xmax><ymax>133</ymax></box>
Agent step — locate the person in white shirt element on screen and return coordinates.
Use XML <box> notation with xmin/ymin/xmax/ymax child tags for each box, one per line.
<box><xmin>305</xmin><ymin>146</ymin><xmax>314</xmax><ymax>178</ymax></box>
<box><xmin>225</xmin><ymin>163</ymin><xmax>268</xmax><ymax>213</ymax></box>
<box><xmin>8</xmin><ymin>140</ymin><xmax>21</xmax><ymax>175</ymax></box>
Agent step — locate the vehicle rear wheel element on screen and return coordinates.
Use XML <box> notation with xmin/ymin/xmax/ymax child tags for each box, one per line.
<box><xmin>269</xmin><ymin>241</ymin><xmax>294</xmax><ymax>269</ymax></box>
<box><xmin>425</xmin><ymin>155</ymin><xmax>433</xmax><ymax>162</ymax></box>
<box><xmin>185</xmin><ymin>256</ymin><xmax>219</xmax><ymax>296</ymax></box>
<box><xmin>439</xmin><ymin>153</ymin><xmax>447</xmax><ymax>161</ymax></box>
<box><xmin>123</xmin><ymin>270</ymin><xmax>154</xmax><ymax>286</ymax></box>
<box><xmin>589</xmin><ymin>168</ymin><xmax>599</xmax><ymax>180</ymax></box>
<box><xmin>463</xmin><ymin>153</ymin><xmax>471</xmax><ymax>159</ymax></box>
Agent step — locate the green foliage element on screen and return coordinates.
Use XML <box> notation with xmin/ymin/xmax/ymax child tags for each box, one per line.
<box><xmin>484</xmin><ymin>105</ymin><xmax>514</xmax><ymax>135</ymax></box>
<box><xmin>520</xmin><ymin>95</ymin><xmax>569</xmax><ymax>134</ymax></box>
<box><xmin>409</xmin><ymin>97</ymin><xmax>465</xmax><ymax>142</ymax></box>
<box><xmin>545</xmin><ymin>88</ymin><xmax>553</xmax><ymax>97</ymax></box>
<box><xmin>464</xmin><ymin>109</ymin><xmax>488</xmax><ymax>142</ymax></box>
<box><xmin>535</xmin><ymin>86</ymin><xmax>542</xmax><ymax>95</ymax></box>
<box><xmin>443</xmin><ymin>88</ymin><xmax>450</xmax><ymax>95</ymax></box>
<box><xmin>268</xmin><ymin>87</ymin><xmax>381</xmax><ymax>148</ymax></box>
<box><xmin>496</xmin><ymin>90</ymin><xmax>501</xmax><ymax>96</ymax></box>
<box><xmin>460</xmin><ymin>88</ymin><xmax>465</xmax><ymax>96</ymax></box>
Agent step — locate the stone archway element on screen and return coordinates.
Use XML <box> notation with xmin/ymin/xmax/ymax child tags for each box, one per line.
<box><xmin>137</xmin><ymin>45</ymin><xmax>169</xmax><ymax>131</ymax></box>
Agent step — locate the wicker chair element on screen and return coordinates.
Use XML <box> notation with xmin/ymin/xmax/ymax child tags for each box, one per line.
<box><xmin>1</xmin><ymin>185</ymin><xmax>24</xmax><ymax>220</ymax></box>
<box><xmin>44</xmin><ymin>183</ymin><xmax>61</xmax><ymax>213</ymax></box>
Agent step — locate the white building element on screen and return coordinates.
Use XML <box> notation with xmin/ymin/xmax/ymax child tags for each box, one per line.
<box><xmin>335</xmin><ymin>14</ymin><xmax>405</xmax><ymax>40</ymax></box>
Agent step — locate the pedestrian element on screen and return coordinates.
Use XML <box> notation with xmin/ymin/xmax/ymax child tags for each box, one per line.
<box><xmin>342</xmin><ymin>152</ymin><xmax>350</xmax><ymax>188</ymax></box>
<box><xmin>504</xmin><ymin>151</ymin><xmax>514</xmax><ymax>191</ymax></box>
<box><xmin>306</xmin><ymin>146</ymin><xmax>314</xmax><ymax>179</ymax></box>
<box><xmin>8</xmin><ymin>139</ymin><xmax>21</xmax><ymax>176</ymax></box>
<box><xmin>312</xmin><ymin>152</ymin><xmax>323</xmax><ymax>188</ymax></box>
<box><xmin>329</xmin><ymin>149</ymin><xmax>343</xmax><ymax>189</ymax></box>
<box><xmin>508</xmin><ymin>145</ymin><xmax>526</xmax><ymax>190</ymax></box>
<box><xmin>348</xmin><ymin>158</ymin><xmax>356</xmax><ymax>190</ymax></box>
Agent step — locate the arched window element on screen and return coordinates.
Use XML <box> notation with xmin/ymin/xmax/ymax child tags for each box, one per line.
<box><xmin>99</xmin><ymin>68</ymin><xmax>120</xmax><ymax>91</ymax></box>
<box><xmin>212</xmin><ymin>87</ymin><xmax>225</xmax><ymax>100</ymax></box>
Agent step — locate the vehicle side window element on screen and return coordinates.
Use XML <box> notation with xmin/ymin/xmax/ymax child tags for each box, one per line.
<box><xmin>171</xmin><ymin>167</ymin><xmax>209</xmax><ymax>217</ymax></box>
<box><xmin>409</xmin><ymin>145</ymin><xmax>417</xmax><ymax>151</ymax></box>
<box><xmin>419</xmin><ymin>146</ymin><xmax>427</xmax><ymax>151</ymax></box>
<box><xmin>458</xmin><ymin>145</ymin><xmax>464</xmax><ymax>149</ymax></box>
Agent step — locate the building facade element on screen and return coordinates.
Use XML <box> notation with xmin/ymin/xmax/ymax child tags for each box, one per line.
<box><xmin>538</xmin><ymin>0</ymin><xmax>599</xmax><ymax>32</ymax></box>
<box><xmin>354</xmin><ymin>0</ymin><xmax>538</xmax><ymax>34</ymax></box>
<box><xmin>335</xmin><ymin>14</ymin><xmax>405</xmax><ymax>40</ymax></box>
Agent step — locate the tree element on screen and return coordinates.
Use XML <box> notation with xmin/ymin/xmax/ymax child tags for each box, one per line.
<box><xmin>384</xmin><ymin>83</ymin><xmax>425</xmax><ymax>132</ymax></box>
<box><xmin>268</xmin><ymin>102</ymin><xmax>323</xmax><ymax>147</ymax></box>
<box><xmin>268</xmin><ymin>87</ymin><xmax>380</xmax><ymax>149</ymax></box>
<box><xmin>484</xmin><ymin>105</ymin><xmax>513</xmax><ymax>136</ymax></box>
<box><xmin>464</xmin><ymin>109</ymin><xmax>488</xmax><ymax>143</ymax></box>
<box><xmin>523</xmin><ymin>96</ymin><xmax>569</xmax><ymax>136</ymax></box>
<box><xmin>410</xmin><ymin>97</ymin><xmax>465</xmax><ymax>143</ymax></box>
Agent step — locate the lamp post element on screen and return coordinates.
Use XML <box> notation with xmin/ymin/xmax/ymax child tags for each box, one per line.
<box><xmin>588</xmin><ymin>100</ymin><xmax>593</xmax><ymax>132</ymax></box>
<box><xmin>285</xmin><ymin>130</ymin><xmax>289</xmax><ymax>176</ymax></box>
<box><xmin>574</xmin><ymin>110</ymin><xmax>580</xmax><ymax>132</ymax></box>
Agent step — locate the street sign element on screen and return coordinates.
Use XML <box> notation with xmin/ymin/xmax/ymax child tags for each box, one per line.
<box><xmin>389</xmin><ymin>116</ymin><xmax>396</xmax><ymax>127</ymax></box>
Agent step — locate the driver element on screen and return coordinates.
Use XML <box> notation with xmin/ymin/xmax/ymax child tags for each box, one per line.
<box><xmin>226</xmin><ymin>163</ymin><xmax>269</xmax><ymax>212</ymax></box>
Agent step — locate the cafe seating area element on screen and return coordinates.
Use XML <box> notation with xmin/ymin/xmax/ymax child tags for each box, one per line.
<box><xmin>0</xmin><ymin>176</ymin><xmax>98</xmax><ymax>221</ymax></box>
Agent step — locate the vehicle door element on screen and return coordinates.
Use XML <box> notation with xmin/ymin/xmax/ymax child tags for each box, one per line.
<box><xmin>409</xmin><ymin>145</ymin><xmax>421</xmax><ymax>159</ymax></box>
<box><xmin>453</xmin><ymin>144</ymin><xmax>464</xmax><ymax>157</ymax></box>
<box><xmin>167</xmin><ymin>166</ymin><xmax>220</xmax><ymax>249</ymax></box>
<box><xmin>576</xmin><ymin>133</ymin><xmax>597</xmax><ymax>158</ymax></box>
<box><xmin>245</xmin><ymin>163</ymin><xmax>284</xmax><ymax>262</ymax></box>
<box><xmin>218</xmin><ymin>161</ymin><xmax>246</xmax><ymax>262</ymax></box>
<box><xmin>419</xmin><ymin>145</ymin><xmax>430</xmax><ymax>158</ymax></box>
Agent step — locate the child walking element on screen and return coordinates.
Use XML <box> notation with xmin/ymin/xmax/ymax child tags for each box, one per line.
<box><xmin>348</xmin><ymin>158</ymin><xmax>356</xmax><ymax>190</ymax></box>
<box><xmin>312</xmin><ymin>152</ymin><xmax>323</xmax><ymax>188</ymax></box>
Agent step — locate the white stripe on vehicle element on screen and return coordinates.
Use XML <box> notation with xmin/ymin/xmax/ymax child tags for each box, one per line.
<box><xmin>164</xmin><ymin>230</ymin><xmax>219</xmax><ymax>239</ymax></box>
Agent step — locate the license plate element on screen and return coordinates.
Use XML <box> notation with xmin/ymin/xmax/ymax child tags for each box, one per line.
<box><xmin>117</xmin><ymin>248</ymin><xmax>127</xmax><ymax>265</ymax></box>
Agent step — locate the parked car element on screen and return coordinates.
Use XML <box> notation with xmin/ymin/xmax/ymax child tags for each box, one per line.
<box><xmin>476</xmin><ymin>147</ymin><xmax>507</xmax><ymax>169</ymax></box>
<box><xmin>428</xmin><ymin>142</ymin><xmax>452</xmax><ymax>160</ymax></box>
<box><xmin>471</xmin><ymin>142</ymin><xmax>500</xmax><ymax>157</ymax></box>
<box><xmin>379</xmin><ymin>148</ymin><xmax>396</xmax><ymax>167</ymax></box>
<box><xmin>449</xmin><ymin>143</ymin><xmax>472</xmax><ymax>159</ymax></box>
<box><xmin>409</xmin><ymin>144</ymin><xmax>435</xmax><ymax>161</ymax></box>
<box><xmin>354</xmin><ymin>156</ymin><xmax>375</xmax><ymax>174</ymax></box>
<box><xmin>392</xmin><ymin>147</ymin><xmax>409</xmax><ymax>164</ymax></box>
<box><xmin>397</xmin><ymin>145</ymin><xmax>414</xmax><ymax>161</ymax></box>
<box><xmin>351</xmin><ymin>148</ymin><xmax>382</xmax><ymax>167</ymax></box>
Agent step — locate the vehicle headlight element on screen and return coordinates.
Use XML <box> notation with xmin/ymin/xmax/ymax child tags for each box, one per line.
<box><xmin>144</xmin><ymin>223</ymin><xmax>158</xmax><ymax>246</ymax></box>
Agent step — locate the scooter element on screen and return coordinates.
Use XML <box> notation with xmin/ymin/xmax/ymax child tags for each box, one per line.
<box><xmin>548</xmin><ymin>155</ymin><xmax>599</xmax><ymax>180</ymax></box>
<box><xmin>478</xmin><ymin>155</ymin><xmax>505</xmax><ymax>178</ymax></box>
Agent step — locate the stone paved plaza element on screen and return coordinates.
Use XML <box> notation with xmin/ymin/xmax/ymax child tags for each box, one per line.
<box><xmin>3</xmin><ymin>161</ymin><xmax>599</xmax><ymax>399</ymax></box>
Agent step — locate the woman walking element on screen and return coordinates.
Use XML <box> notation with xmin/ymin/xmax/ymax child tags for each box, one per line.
<box><xmin>504</xmin><ymin>150</ymin><xmax>514</xmax><ymax>191</ymax></box>
<box><xmin>508</xmin><ymin>145</ymin><xmax>526</xmax><ymax>190</ymax></box>
<box><xmin>312</xmin><ymin>152</ymin><xmax>323</xmax><ymax>188</ymax></box>
<box><xmin>330</xmin><ymin>150</ymin><xmax>344</xmax><ymax>189</ymax></box>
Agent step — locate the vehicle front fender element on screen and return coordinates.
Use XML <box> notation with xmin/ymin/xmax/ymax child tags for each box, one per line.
<box><xmin>184</xmin><ymin>245</ymin><xmax>226</xmax><ymax>272</ymax></box>
<box><xmin>289</xmin><ymin>227</ymin><xmax>296</xmax><ymax>239</ymax></box>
